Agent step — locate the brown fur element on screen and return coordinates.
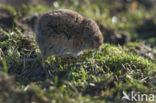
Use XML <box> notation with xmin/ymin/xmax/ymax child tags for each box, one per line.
<box><xmin>36</xmin><ymin>9</ymin><xmax>103</xmax><ymax>57</ymax></box>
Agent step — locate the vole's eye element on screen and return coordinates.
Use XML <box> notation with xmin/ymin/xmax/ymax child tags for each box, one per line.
<box><xmin>84</xmin><ymin>28</ymin><xmax>90</xmax><ymax>38</ymax></box>
<box><xmin>85</xmin><ymin>27</ymin><xmax>89</xmax><ymax>31</ymax></box>
<box><xmin>48</xmin><ymin>46</ymin><xmax>53</xmax><ymax>50</ymax></box>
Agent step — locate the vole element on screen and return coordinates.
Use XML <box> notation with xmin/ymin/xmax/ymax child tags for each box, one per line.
<box><xmin>36</xmin><ymin>9</ymin><xmax>103</xmax><ymax>58</ymax></box>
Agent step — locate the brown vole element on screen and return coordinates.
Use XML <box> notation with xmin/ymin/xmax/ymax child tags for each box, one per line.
<box><xmin>36</xmin><ymin>9</ymin><xmax>103</xmax><ymax>58</ymax></box>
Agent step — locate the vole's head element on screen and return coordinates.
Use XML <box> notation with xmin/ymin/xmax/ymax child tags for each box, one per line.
<box><xmin>36</xmin><ymin>24</ymin><xmax>55</xmax><ymax>57</ymax></box>
<box><xmin>82</xmin><ymin>18</ymin><xmax>103</xmax><ymax>50</ymax></box>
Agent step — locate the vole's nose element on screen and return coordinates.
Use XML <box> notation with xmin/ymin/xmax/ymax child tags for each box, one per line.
<box><xmin>95</xmin><ymin>44</ymin><xmax>102</xmax><ymax>51</ymax></box>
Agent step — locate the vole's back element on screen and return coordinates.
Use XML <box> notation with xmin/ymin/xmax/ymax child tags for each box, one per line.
<box><xmin>37</xmin><ymin>9</ymin><xmax>84</xmax><ymax>39</ymax></box>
